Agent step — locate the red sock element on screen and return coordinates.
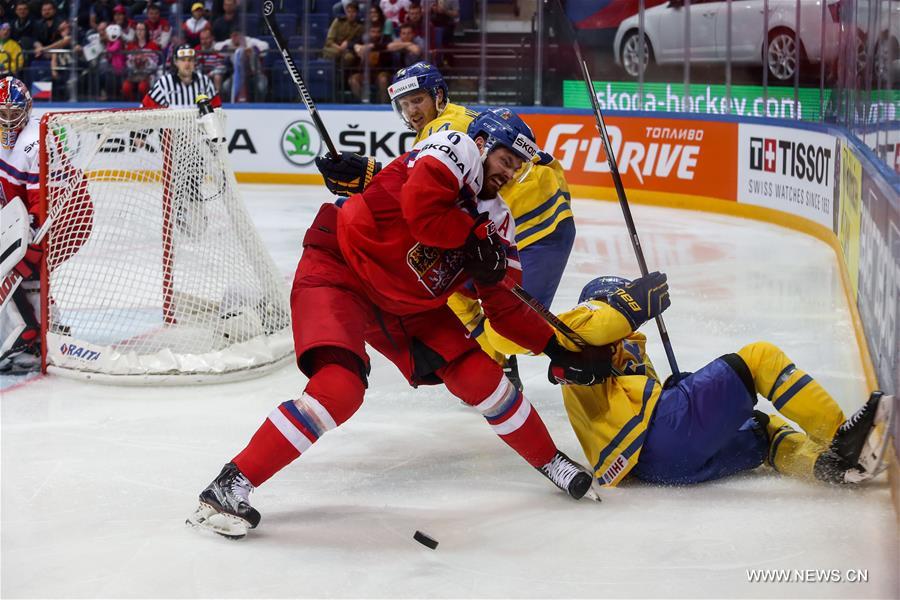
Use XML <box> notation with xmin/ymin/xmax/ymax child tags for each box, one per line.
<box><xmin>232</xmin><ymin>363</ymin><xmax>365</xmax><ymax>486</ymax></box>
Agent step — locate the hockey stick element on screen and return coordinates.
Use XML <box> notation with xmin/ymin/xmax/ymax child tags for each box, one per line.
<box><xmin>261</xmin><ymin>0</ymin><xmax>338</xmax><ymax>157</ymax></box>
<box><xmin>577</xmin><ymin>61</ymin><xmax>680</xmax><ymax>376</ymax></box>
<box><xmin>549</xmin><ymin>0</ymin><xmax>680</xmax><ymax>375</ymax></box>
<box><xmin>510</xmin><ymin>283</ymin><xmax>622</xmax><ymax>377</ymax></box>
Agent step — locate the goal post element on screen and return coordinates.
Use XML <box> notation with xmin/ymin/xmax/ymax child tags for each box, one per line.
<box><xmin>39</xmin><ymin>107</ymin><xmax>293</xmax><ymax>383</ymax></box>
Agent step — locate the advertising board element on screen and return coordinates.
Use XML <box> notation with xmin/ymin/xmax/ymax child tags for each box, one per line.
<box><xmin>737</xmin><ymin>123</ymin><xmax>837</xmax><ymax>229</ymax></box>
<box><xmin>525</xmin><ymin>114</ymin><xmax>737</xmax><ymax>200</ymax></box>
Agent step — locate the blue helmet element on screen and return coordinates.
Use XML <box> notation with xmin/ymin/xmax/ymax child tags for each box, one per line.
<box><xmin>388</xmin><ymin>62</ymin><xmax>449</xmax><ymax>129</ymax></box>
<box><xmin>579</xmin><ymin>276</ymin><xmax>631</xmax><ymax>304</ymax></box>
<box><xmin>466</xmin><ymin>107</ymin><xmax>540</xmax><ymax>163</ymax></box>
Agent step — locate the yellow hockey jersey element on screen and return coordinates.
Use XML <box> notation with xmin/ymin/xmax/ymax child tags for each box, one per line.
<box><xmin>414</xmin><ymin>102</ymin><xmax>479</xmax><ymax>143</ymax></box>
<box><xmin>549</xmin><ymin>301</ymin><xmax>662</xmax><ymax>487</ymax></box>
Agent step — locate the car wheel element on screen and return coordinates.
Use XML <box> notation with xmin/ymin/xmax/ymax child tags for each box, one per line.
<box><xmin>621</xmin><ymin>31</ymin><xmax>653</xmax><ymax>78</ymax></box>
<box><xmin>766</xmin><ymin>30</ymin><xmax>803</xmax><ymax>81</ymax></box>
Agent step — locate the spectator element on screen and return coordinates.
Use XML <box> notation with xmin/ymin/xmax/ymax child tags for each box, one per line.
<box><xmin>349</xmin><ymin>22</ymin><xmax>391</xmax><ymax>102</ymax></box>
<box><xmin>211</xmin><ymin>0</ymin><xmax>236</xmax><ymax>42</ymax></box>
<box><xmin>195</xmin><ymin>26</ymin><xmax>226</xmax><ymax>92</ymax></box>
<box><xmin>379</xmin><ymin>0</ymin><xmax>408</xmax><ymax>30</ymax></box>
<box><xmin>122</xmin><ymin>20</ymin><xmax>160</xmax><ymax>100</ymax></box>
<box><xmin>430</xmin><ymin>0</ymin><xmax>458</xmax><ymax>28</ymax></box>
<box><xmin>181</xmin><ymin>2</ymin><xmax>209</xmax><ymax>46</ymax></box>
<box><xmin>90</xmin><ymin>0</ymin><xmax>115</xmax><ymax>29</ymax></box>
<box><xmin>34</xmin><ymin>0</ymin><xmax>71</xmax><ymax>59</ymax></box>
<box><xmin>430</xmin><ymin>0</ymin><xmax>458</xmax><ymax>48</ymax></box>
<box><xmin>322</xmin><ymin>1</ymin><xmax>360</xmax><ymax>68</ymax></box>
<box><xmin>214</xmin><ymin>29</ymin><xmax>267</xmax><ymax>101</ymax></box>
<box><xmin>367</xmin><ymin>4</ymin><xmax>392</xmax><ymax>38</ymax></box>
<box><xmin>0</xmin><ymin>22</ymin><xmax>23</xmax><ymax>75</ymax></box>
<box><xmin>105</xmin><ymin>21</ymin><xmax>128</xmax><ymax>99</ymax></box>
<box><xmin>330</xmin><ymin>0</ymin><xmax>357</xmax><ymax>19</ymax></box>
<box><xmin>111</xmin><ymin>5</ymin><xmax>136</xmax><ymax>43</ymax></box>
<box><xmin>145</xmin><ymin>3</ymin><xmax>172</xmax><ymax>49</ymax></box>
<box><xmin>387</xmin><ymin>22</ymin><xmax>421</xmax><ymax>68</ymax></box>
<box><xmin>403</xmin><ymin>1</ymin><xmax>423</xmax><ymax>39</ymax></box>
<box><xmin>32</xmin><ymin>0</ymin><xmax>61</xmax><ymax>50</ymax></box>
<box><xmin>49</xmin><ymin>18</ymin><xmax>74</xmax><ymax>99</ymax></box>
<box><xmin>10</xmin><ymin>2</ymin><xmax>35</xmax><ymax>52</ymax></box>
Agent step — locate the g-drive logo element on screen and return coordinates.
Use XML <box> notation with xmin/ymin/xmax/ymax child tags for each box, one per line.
<box><xmin>749</xmin><ymin>137</ymin><xmax>832</xmax><ymax>185</ymax></box>
<box><xmin>59</xmin><ymin>343</ymin><xmax>101</xmax><ymax>361</ymax></box>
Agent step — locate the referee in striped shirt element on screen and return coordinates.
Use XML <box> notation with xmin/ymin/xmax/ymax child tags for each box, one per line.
<box><xmin>142</xmin><ymin>44</ymin><xmax>222</xmax><ymax>108</ymax></box>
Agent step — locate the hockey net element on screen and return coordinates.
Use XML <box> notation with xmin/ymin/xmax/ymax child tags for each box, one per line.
<box><xmin>39</xmin><ymin>107</ymin><xmax>293</xmax><ymax>383</ymax></box>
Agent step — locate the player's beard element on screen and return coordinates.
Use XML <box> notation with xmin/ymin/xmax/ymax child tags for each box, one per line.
<box><xmin>479</xmin><ymin>173</ymin><xmax>507</xmax><ymax>199</ymax></box>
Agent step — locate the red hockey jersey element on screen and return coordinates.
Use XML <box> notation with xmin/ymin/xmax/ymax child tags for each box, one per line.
<box><xmin>336</xmin><ymin>129</ymin><xmax>553</xmax><ymax>353</ymax></box>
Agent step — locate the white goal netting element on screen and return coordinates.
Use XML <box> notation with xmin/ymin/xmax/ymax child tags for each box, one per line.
<box><xmin>41</xmin><ymin>107</ymin><xmax>293</xmax><ymax>383</ymax></box>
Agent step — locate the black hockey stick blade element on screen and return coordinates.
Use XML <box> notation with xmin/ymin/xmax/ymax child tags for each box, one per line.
<box><xmin>510</xmin><ymin>284</ymin><xmax>622</xmax><ymax>377</ymax></box>
<box><xmin>262</xmin><ymin>0</ymin><xmax>338</xmax><ymax>157</ymax></box>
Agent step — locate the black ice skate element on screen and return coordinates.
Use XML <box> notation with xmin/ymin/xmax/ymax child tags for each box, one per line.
<box><xmin>186</xmin><ymin>462</ymin><xmax>261</xmax><ymax>539</ymax></box>
<box><xmin>817</xmin><ymin>392</ymin><xmax>894</xmax><ymax>484</ymax></box>
<box><xmin>538</xmin><ymin>450</ymin><xmax>594</xmax><ymax>500</ymax></box>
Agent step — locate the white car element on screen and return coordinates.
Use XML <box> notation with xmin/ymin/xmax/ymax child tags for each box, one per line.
<box><xmin>856</xmin><ymin>0</ymin><xmax>900</xmax><ymax>85</ymax></box>
<box><xmin>613</xmin><ymin>0</ymin><xmax>843</xmax><ymax>81</ymax></box>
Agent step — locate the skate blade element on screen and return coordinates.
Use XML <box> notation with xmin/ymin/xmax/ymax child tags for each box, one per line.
<box><xmin>186</xmin><ymin>502</ymin><xmax>251</xmax><ymax>540</ymax></box>
<box><xmin>581</xmin><ymin>478</ymin><xmax>603</xmax><ymax>503</ymax></box>
<box><xmin>857</xmin><ymin>395</ymin><xmax>894</xmax><ymax>478</ymax></box>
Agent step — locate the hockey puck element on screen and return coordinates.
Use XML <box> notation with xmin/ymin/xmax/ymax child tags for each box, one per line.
<box><xmin>413</xmin><ymin>530</ymin><xmax>438</xmax><ymax>550</ymax></box>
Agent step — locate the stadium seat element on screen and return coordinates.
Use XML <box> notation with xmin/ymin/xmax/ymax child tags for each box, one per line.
<box><xmin>288</xmin><ymin>35</ymin><xmax>305</xmax><ymax>49</ymax></box>
<box><xmin>242</xmin><ymin>13</ymin><xmax>261</xmax><ymax>35</ymax></box>
<box><xmin>307</xmin><ymin>13</ymin><xmax>331</xmax><ymax>44</ymax></box>
<box><xmin>305</xmin><ymin>59</ymin><xmax>334</xmax><ymax>102</ymax></box>
<box><xmin>274</xmin><ymin>13</ymin><xmax>299</xmax><ymax>35</ymax></box>
<box><xmin>314</xmin><ymin>0</ymin><xmax>334</xmax><ymax>15</ymax></box>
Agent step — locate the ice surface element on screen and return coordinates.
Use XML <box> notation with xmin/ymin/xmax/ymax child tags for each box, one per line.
<box><xmin>2</xmin><ymin>185</ymin><xmax>896</xmax><ymax>598</ymax></box>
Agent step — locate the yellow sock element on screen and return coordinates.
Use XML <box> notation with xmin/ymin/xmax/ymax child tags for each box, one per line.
<box><xmin>738</xmin><ymin>342</ymin><xmax>844</xmax><ymax>444</ymax></box>
<box><xmin>766</xmin><ymin>414</ymin><xmax>826</xmax><ymax>481</ymax></box>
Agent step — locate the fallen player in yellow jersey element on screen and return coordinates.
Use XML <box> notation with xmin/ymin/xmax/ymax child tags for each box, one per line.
<box><xmin>544</xmin><ymin>273</ymin><xmax>894</xmax><ymax>488</ymax></box>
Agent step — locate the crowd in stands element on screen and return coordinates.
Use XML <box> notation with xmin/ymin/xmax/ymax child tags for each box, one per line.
<box><xmin>325</xmin><ymin>0</ymin><xmax>456</xmax><ymax>101</ymax></box>
<box><xmin>0</xmin><ymin>0</ymin><xmax>460</xmax><ymax>103</ymax></box>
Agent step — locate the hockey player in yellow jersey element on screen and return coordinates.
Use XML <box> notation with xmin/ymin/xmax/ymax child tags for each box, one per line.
<box><xmin>543</xmin><ymin>273</ymin><xmax>894</xmax><ymax>488</ymax></box>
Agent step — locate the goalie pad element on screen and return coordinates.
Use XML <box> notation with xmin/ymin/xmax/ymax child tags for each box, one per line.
<box><xmin>0</xmin><ymin>196</ymin><xmax>31</xmax><ymax>278</ymax></box>
<box><xmin>0</xmin><ymin>288</ymin><xmax>39</xmax><ymax>370</ymax></box>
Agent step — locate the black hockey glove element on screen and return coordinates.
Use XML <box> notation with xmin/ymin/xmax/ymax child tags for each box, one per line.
<box><xmin>463</xmin><ymin>213</ymin><xmax>506</xmax><ymax>285</ymax></box>
<box><xmin>607</xmin><ymin>271</ymin><xmax>671</xmax><ymax>330</ymax></box>
<box><xmin>544</xmin><ymin>337</ymin><xmax>614</xmax><ymax>386</ymax></box>
<box><xmin>315</xmin><ymin>152</ymin><xmax>381</xmax><ymax>196</ymax></box>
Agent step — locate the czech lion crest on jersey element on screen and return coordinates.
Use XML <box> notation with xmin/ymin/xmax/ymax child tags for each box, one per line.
<box><xmin>406</xmin><ymin>243</ymin><xmax>466</xmax><ymax>297</ymax></box>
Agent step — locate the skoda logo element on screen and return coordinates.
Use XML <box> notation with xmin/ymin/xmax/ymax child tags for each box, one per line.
<box><xmin>280</xmin><ymin>120</ymin><xmax>321</xmax><ymax>166</ymax></box>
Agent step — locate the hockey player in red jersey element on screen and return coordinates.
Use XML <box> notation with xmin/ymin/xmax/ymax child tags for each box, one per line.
<box><xmin>187</xmin><ymin>108</ymin><xmax>611</xmax><ymax>539</ymax></box>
